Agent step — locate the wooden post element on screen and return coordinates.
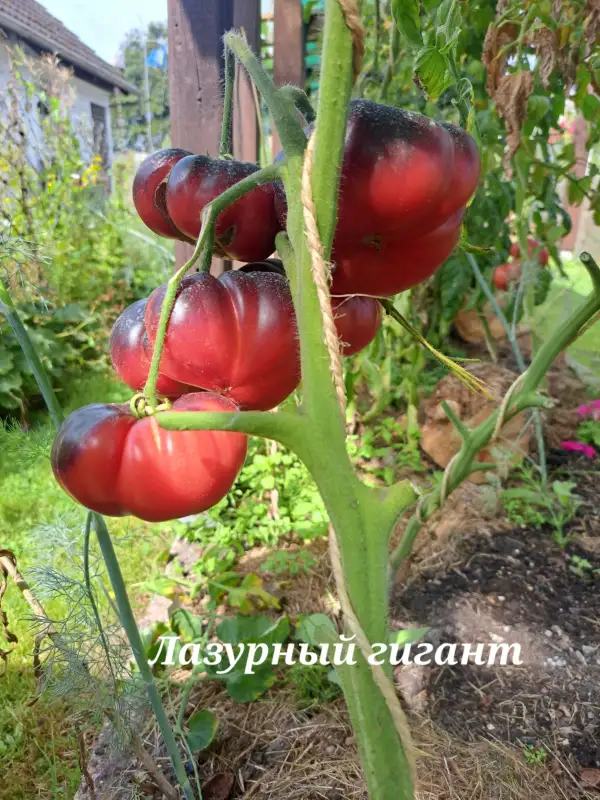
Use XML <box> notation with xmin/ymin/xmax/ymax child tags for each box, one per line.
<box><xmin>233</xmin><ymin>0</ymin><xmax>260</xmax><ymax>164</ymax></box>
<box><xmin>272</xmin><ymin>0</ymin><xmax>304</xmax><ymax>154</ymax></box>
<box><xmin>167</xmin><ymin>0</ymin><xmax>234</xmax><ymax>271</ymax></box>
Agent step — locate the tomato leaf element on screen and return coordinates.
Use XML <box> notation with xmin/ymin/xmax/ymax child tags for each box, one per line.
<box><xmin>392</xmin><ymin>0</ymin><xmax>422</xmax><ymax>46</ymax></box>
<box><xmin>186</xmin><ymin>710</ymin><xmax>219</xmax><ymax>753</ymax></box>
<box><xmin>414</xmin><ymin>47</ymin><xmax>454</xmax><ymax>100</ymax></box>
<box><xmin>527</xmin><ymin>95</ymin><xmax>551</xmax><ymax>125</ymax></box>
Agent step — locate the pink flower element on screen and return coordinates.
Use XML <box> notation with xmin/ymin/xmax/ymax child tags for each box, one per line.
<box><xmin>560</xmin><ymin>440</ymin><xmax>597</xmax><ymax>459</ymax></box>
<box><xmin>577</xmin><ymin>399</ymin><xmax>600</xmax><ymax>420</ymax></box>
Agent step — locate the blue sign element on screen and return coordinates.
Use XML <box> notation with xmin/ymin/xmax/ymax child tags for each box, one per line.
<box><xmin>146</xmin><ymin>45</ymin><xmax>167</xmax><ymax>69</ymax></box>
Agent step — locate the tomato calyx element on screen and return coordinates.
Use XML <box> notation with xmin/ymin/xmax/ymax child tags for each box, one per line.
<box><xmin>129</xmin><ymin>393</ymin><xmax>173</xmax><ymax>419</ymax></box>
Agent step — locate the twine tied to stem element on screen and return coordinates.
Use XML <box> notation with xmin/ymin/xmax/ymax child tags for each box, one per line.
<box><xmin>338</xmin><ymin>0</ymin><xmax>365</xmax><ymax>78</ymax></box>
<box><xmin>300</xmin><ymin>2</ymin><xmax>415</xmax><ymax>780</ymax></box>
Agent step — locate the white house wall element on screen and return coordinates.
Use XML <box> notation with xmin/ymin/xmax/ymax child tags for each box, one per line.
<box><xmin>0</xmin><ymin>40</ymin><xmax>114</xmax><ymax>172</ymax></box>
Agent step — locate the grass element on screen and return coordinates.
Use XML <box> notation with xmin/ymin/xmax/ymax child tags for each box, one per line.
<box><xmin>0</xmin><ymin>372</ymin><xmax>174</xmax><ymax>799</ymax></box>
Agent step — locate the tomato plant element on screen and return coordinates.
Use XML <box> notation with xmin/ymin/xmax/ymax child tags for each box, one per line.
<box><xmin>492</xmin><ymin>262</ymin><xmax>522</xmax><ymax>291</ymax></box>
<box><xmin>132</xmin><ymin>148</ymin><xmax>192</xmax><ymax>240</ymax></box>
<box><xmin>51</xmin><ymin>392</ymin><xmax>247</xmax><ymax>522</ymax></box>
<box><xmin>144</xmin><ymin>269</ymin><xmax>300</xmax><ymax>411</ymax></box>
<box><xmin>165</xmin><ymin>155</ymin><xmax>281</xmax><ymax>261</ymax></box>
<box><xmin>2</xmin><ymin>2</ymin><xmax>600</xmax><ymax>800</ymax></box>
<box><xmin>110</xmin><ymin>298</ymin><xmax>190</xmax><ymax>398</ymax></box>
<box><xmin>509</xmin><ymin>238</ymin><xmax>549</xmax><ymax>266</ymax></box>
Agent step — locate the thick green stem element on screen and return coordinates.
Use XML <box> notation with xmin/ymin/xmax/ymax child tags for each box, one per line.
<box><xmin>0</xmin><ymin>279</ymin><xmax>64</xmax><ymax>428</ymax></box>
<box><xmin>467</xmin><ymin>252</ymin><xmax>547</xmax><ymax>484</ymax></box>
<box><xmin>92</xmin><ymin>514</ymin><xmax>196</xmax><ymax>800</ymax></box>
<box><xmin>311</xmin><ymin>0</ymin><xmax>355</xmax><ymax>258</ymax></box>
<box><xmin>220</xmin><ymin>47</ymin><xmax>235</xmax><ymax>158</ymax></box>
<box><xmin>143</xmin><ymin>163</ymin><xmax>283</xmax><ymax>408</ymax></box>
<box><xmin>278</xmin><ymin>85</ymin><xmax>316</xmax><ymax>124</ymax></box>
<box><xmin>158</xmin><ymin>409</ymin><xmax>307</xmax><ymax>452</ymax></box>
<box><xmin>279</xmin><ymin>1</ymin><xmax>414</xmax><ymax>796</ymax></box>
<box><xmin>390</xmin><ymin>262</ymin><xmax>600</xmax><ymax>571</ymax></box>
<box><xmin>224</xmin><ymin>32</ymin><xmax>306</xmax><ymax>158</ymax></box>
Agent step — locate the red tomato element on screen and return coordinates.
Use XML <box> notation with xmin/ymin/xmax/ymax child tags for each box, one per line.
<box><xmin>272</xmin><ymin>100</ymin><xmax>479</xmax><ymax>296</ymax></box>
<box><xmin>493</xmin><ymin>262</ymin><xmax>521</xmax><ymax>290</ymax></box>
<box><xmin>145</xmin><ymin>270</ymin><xmax>300</xmax><ymax>411</ymax></box>
<box><xmin>510</xmin><ymin>238</ymin><xmax>549</xmax><ymax>266</ymax></box>
<box><xmin>132</xmin><ymin>149</ymin><xmax>192</xmax><ymax>240</ymax></box>
<box><xmin>51</xmin><ymin>393</ymin><xmax>248</xmax><ymax>522</ymax></box>
<box><xmin>331</xmin><ymin>208</ymin><xmax>465</xmax><ymax>297</ymax></box>
<box><xmin>165</xmin><ymin>155</ymin><xmax>280</xmax><ymax>262</ymax></box>
<box><xmin>110</xmin><ymin>299</ymin><xmax>190</xmax><ymax>399</ymax></box>
<box><xmin>332</xmin><ymin>295</ymin><xmax>383</xmax><ymax>355</ymax></box>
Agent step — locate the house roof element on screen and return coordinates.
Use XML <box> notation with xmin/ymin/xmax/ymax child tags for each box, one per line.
<box><xmin>0</xmin><ymin>0</ymin><xmax>138</xmax><ymax>94</ymax></box>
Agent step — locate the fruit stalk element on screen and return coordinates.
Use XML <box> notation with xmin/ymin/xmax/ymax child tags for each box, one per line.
<box><xmin>219</xmin><ymin>46</ymin><xmax>235</xmax><ymax>158</ymax></box>
<box><xmin>143</xmin><ymin>162</ymin><xmax>283</xmax><ymax>408</ymax></box>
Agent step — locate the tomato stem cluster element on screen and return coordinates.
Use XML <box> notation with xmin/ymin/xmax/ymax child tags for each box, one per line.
<box><xmin>142</xmin><ymin>161</ymin><xmax>283</xmax><ymax>409</ymax></box>
<box><xmin>219</xmin><ymin>46</ymin><xmax>235</xmax><ymax>159</ymax></box>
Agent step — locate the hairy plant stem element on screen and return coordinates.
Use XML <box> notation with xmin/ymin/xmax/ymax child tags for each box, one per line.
<box><xmin>224</xmin><ymin>32</ymin><xmax>306</xmax><ymax>158</ymax></box>
<box><xmin>219</xmin><ymin>47</ymin><xmax>235</xmax><ymax>158</ymax></box>
<box><xmin>143</xmin><ymin>162</ymin><xmax>283</xmax><ymax>409</ymax></box>
<box><xmin>390</xmin><ymin>253</ymin><xmax>600</xmax><ymax>571</ymax></box>
<box><xmin>0</xmin><ymin>285</ymin><xmax>195</xmax><ymax>798</ymax></box>
<box><xmin>0</xmin><ymin>278</ymin><xmax>64</xmax><ymax>428</ymax></box>
<box><xmin>278</xmin><ymin>85</ymin><xmax>316</xmax><ymax>124</ymax></box>
<box><xmin>166</xmin><ymin>5</ymin><xmax>416</xmax><ymax>799</ymax></box>
<box><xmin>467</xmin><ymin>252</ymin><xmax>548</xmax><ymax>484</ymax></box>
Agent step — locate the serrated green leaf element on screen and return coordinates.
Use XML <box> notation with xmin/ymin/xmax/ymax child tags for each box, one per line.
<box><xmin>216</xmin><ymin>614</ymin><xmax>289</xmax><ymax>647</ymax></box>
<box><xmin>392</xmin><ymin>0</ymin><xmax>422</xmax><ymax>46</ymax></box>
<box><xmin>582</xmin><ymin>93</ymin><xmax>600</xmax><ymax>123</ymax></box>
<box><xmin>170</xmin><ymin>608</ymin><xmax>204</xmax><ymax>642</ymax></box>
<box><xmin>186</xmin><ymin>710</ymin><xmax>218</xmax><ymax>752</ymax></box>
<box><xmin>415</xmin><ymin>47</ymin><xmax>454</xmax><ymax>100</ymax></box>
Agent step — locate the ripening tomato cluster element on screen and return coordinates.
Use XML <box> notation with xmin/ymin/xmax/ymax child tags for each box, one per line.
<box><xmin>492</xmin><ymin>238</ymin><xmax>549</xmax><ymax>291</ymax></box>
<box><xmin>51</xmin><ymin>99</ymin><xmax>480</xmax><ymax>523</ymax></box>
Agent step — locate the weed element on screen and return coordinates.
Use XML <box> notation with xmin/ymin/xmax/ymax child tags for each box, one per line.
<box><xmin>284</xmin><ymin>662</ymin><xmax>342</xmax><ymax>709</ymax></box>
<box><xmin>176</xmin><ymin>439</ymin><xmax>328</xmax><ymax>550</ymax></box>
<box><xmin>501</xmin><ymin>466</ymin><xmax>582</xmax><ymax>546</ymax></box>
<box><xmin>568</xmin><ymin>554</ymin><xmax>599</xmax><ymax>580</ymax></box>
<box><xmin>260</xmin><ymin>549</ymin><xmax>318</xmax><ymax>576</ymax></box>
<box><xmin>523</xmin><ymin>744</ymin><xmax>547</xmax><ymax>765</ymax></box>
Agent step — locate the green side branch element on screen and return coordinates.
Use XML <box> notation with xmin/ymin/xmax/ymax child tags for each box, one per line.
<box><xmin>390</xmin><ymin>252</ymin><xmax>600</xmax><ymax>571</ymax></box>
<box><xmin>143</xmin><ymin>161</ymin><xmax>283</xmax><ymax>408</ymax></box>
<box><xmin>219</xmin><ymin>46</ymin><xmax>235</xmax><ymax>158</ymax></box>
<box><xmin>467</xmin><ymin>251</ymin><xmax>548</xmax><ymax>484</ymax></box>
